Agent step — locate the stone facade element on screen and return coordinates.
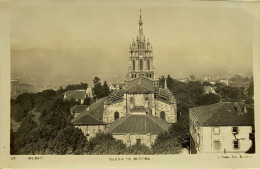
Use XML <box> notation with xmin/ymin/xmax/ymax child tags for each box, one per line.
<box><xmin>103</xmin><ymin>100</ymin><xmax>126</xmax><ymax>124</ymax></box>
<box><xmin>155</xmin><ymin>99</ymin><xmax>177</xmax><ymax>123</ymax></box>
<box><xmin>104</xmin><ymin>92</ymin><xmax>177</xmax><ymax>125</ymax></box>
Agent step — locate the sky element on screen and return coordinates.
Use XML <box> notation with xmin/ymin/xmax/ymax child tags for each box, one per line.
<box><xmin>10</xmin><ymin>2</ymin><xmax>253</xmax><ymax>88</ymax></box>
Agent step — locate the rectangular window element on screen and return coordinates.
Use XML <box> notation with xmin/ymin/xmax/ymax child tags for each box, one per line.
<box><xmin>93</xmin><ymin>129</ymin><xmax>96</xmax><ymax>134</ymax></box>
<box><xmin>234</xmin><ymin>140</ymin><xmax>239</xmax><ymax>149</ymax></box>
<box><xmin>136</xmin><ymin>139</ymin><xmax>141</xmax><ymax>145</ymax></box>
<box><xmin>233</xmin><ymin>127</ymin><xmax>238</xmax><ymax>134</ymax></box>
<box><xmin>130</xmin><ymin>97</ymin><xmax>134</xmax><ymax>103</ymax></box>
<box><xmin>85</xmin><ymin>129</ymin><xmax>89</xmax><ymax>136</ymax></box>
<box><xmin>213</xmin><ymin>127</ymin><xmax>220</xmax><ymax>135</ymax></box>
<box><xmin>213</xmin><ymin>140</ymin><xmax>221</xmax><ymax>150</ymax></box>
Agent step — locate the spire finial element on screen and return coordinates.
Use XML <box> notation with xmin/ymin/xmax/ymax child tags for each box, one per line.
<box><xmin>139</xmin><ymin>9</ymin><xmax>143</xmax><ymax>27</ymax></box>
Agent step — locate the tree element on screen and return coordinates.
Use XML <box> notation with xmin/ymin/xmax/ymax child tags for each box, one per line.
<box><xmin>11</xmin><ymin>103</ymin><xmax>26</xmax><ymax>122</ymax></box>
<box><xmin>51</xmin><ymin>126</ymin><xmax>89</xmax><ymax>154</ymax></box>
<box><xmin>101</xmin><ymin>81</ymin><xmax>110</xmax><ymax>97</ymax></box>
<box><xmin>247</xmin><ymin>82</ymin><xmax>254</xmax><ymax>97</ymax></box>
<box><xmin>93</xmin><ymin>77</ymin><xmax>102</xmax><ymax>99</ymax></box>
<box><xmin>195</xmin><ymin>93</ymin><xmax>220</xmax><ymax>106</ymax></box>
<box><xmin>83</xmin><ymin>96</ymin><xmax>92</xmax><ymax>105</ymax></box>
<box><xmin>65</xmin><ymin>83</ymin><xmax>88</xmax><ymax>91</ymax></box>
<box><xmin>190</xmin><ymin>75</ymin><xmax>196</xmax><ymax>81</ymax></box>
<box><xmin>125</xmin><ymin>144</ymin><xmax>151</xmax><ymax>154</ymax></box>
<box><xmin>152</xmin><ymin>132</ymin><xmax>182</xmax><ymax>154</ymax></box>
<box><xmin>88</xmin><ymin>133</ymin><xmax>126</xmax><ymax>154</ymax></box>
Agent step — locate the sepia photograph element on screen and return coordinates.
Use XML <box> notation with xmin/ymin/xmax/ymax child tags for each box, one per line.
<box><xmin>1</xmin><ymin>0</ymin><xmax>260</xmax><ymax>168</ymax></box>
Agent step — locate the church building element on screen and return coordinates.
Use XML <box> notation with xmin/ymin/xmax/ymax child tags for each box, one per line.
<box><xmin>72</xmin><ymin>11</ymin><xmax>177</xmax><ymax>147</ymax></box>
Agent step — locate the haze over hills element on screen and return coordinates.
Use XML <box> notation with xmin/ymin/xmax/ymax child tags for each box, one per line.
<box><xmin>11</xmin><ymin>46</ymin><xmax>253</xmax><ymax>92</ymax></box>
<box><xmin>10</xmin><ymin>6</ymin><xmax>253</xmax><ymax>91</ymax></box>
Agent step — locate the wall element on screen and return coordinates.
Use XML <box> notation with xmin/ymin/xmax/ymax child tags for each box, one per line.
<box><xmin>103</xmin><ymin>100</ymin><xmax>126</xmax><ymax>124</ymax></box>
<box><xmin>155</xmin><ymin>100</ymin><xmax>177</xmax><ymax>123</ymax></box>
<box><xmin>201</xmin><ymin>126</ymin><xmax>253</xmax><ymax>153</ymax></box>
<box><xmin>125</xmin><ymin>93</ymin><xmax>154</xmax><ymax>114</ymax></box>
<box><xmin>189</xmin><ymin>112</ymin><xmax>201</xmax><ymax>153</ymax></box>
<box><xmin>189</xmin><ymin>111</ymin><xmax>253</xmax><ymax>153</ymax></box>
<box><xmin>75</xmin><ymin>125</ymin><xmax>106</xmax><ymax>140</ymax></box>
<box><xmin>113</xmin><ymin>133</ymin><xmax>158</xmax><ymax>148</ymax></box>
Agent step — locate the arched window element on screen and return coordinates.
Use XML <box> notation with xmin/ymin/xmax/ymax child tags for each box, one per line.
<box><xmin>114</xmin><ymin>111</ymin><xmax>119</xmax><ymax>120</ymax></box>
<box><xmin>140</xmin><ymin>59</ymin><xmax>143</xmax><ymax>70</ymax></box>
<box><xmin>160</xmin><ymin>111</ymin><xmax>165</xmax><ymax>119</ymax></box>
<box><xmin>148</xmin><ymin>59</ymin><xmax>150</xmax><ymax>70</ymax></box>
<box><xmin>149</xmin><ymin>74</ymin><xmax>152</xmax><ymax>78</ymax></box>
<box><xmin>133</xmin><ymin>60</ymin><xmax>135</xmax><ymax>71</ymax></box>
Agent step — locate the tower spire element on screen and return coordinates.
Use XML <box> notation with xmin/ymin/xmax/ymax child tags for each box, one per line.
<box><xmin>138</xmin><ymin>9</ymin><xmax>143</xmax><ymax>34</ymax></box>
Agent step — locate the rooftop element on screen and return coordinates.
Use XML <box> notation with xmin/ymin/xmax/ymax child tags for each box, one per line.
<box><xmin>189</xmin><ymin>102</ymin><xmax>254</xmax><ymax>126</ymax></box>
<box><xmin>71</xmin><ymin>105</ymin><xmax>88</xmax><ymax>113</ymax></box>
<box><xmin>107</xmin><ymin>114</ymin><xmax>169</xmax><ymax>134</ymax></box>
<box><xmin>71</xmin><ymin>98</ymin><xmax>106</xmax><ymax>125</ymax></box>
<box><xmin>125</xmin><ymin>77</ymin><xmax>154</xmax><ymax>94</ymax></box>
<box><xmin>65</xmin><ymin>89</ymin><xmax>86</xmax><ymax>100</ymax></box>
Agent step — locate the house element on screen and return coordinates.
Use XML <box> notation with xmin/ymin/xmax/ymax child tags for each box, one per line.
<box><xmin>203</xmin><ymin>86</ymin><xmax>217</xmax><ymax>95</ymax></box>
<box><xmin>72</xmin><ymin>98</ymin><xmax>106</xmax><ymax>139</ymax></box>
<box><xmin>109</xmin><ymin>83</ymin><xmax>124</xmax><ymax>92</ymax></box>
<box><xmin>64</xmin><ymin>88</ymin><xmax>94</xmax><ymax>104</ymax></box>
<box><xmin>189</xmin><ymin>102</ymin><xmax>254</xmax><ymax>154</ymax></box>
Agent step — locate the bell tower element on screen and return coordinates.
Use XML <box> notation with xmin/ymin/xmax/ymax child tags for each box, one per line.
<box><xmin>126</xmin><ymin>10</ymin><xmax>158</xmax><ymax>85</ymax></box>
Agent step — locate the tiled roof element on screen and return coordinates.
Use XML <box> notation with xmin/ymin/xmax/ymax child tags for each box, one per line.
<box><xmin>107</xmin><ymin>90</ymin><xmax>124</xmax><ymax>104</ymax></box>
<box><xmin>125</xmin><ymin>77</ymin><xmax>154</xmax><ymax>94</ymax></box>
<box><xmin>189</xmin><ymin>102</ymin><xmax>254</xmax><ymax>126</ymax></box>
<box><xmin>71</xmin><ymin>105</ymin><xmax>88</xmax><ymax>113</ymax></box>
<box><xmin>155</xmin><ymin>88</ymin><xmax>174</xmax><ymax>103</ymax></box>
<box><xmin>66</xmin><ymin>90</ymin><xmax>86</xmax><ymax>100</ymax></box>
<box><xmin>107</xmin><ymin>114</ymin><xmax>169</xmax><ymax>134</ymax></box>
<box><xmin>64</xmin><ymin>90</ymin><xmax>74</xmax><ymax>96</ymax></box>
<box><xmin>72</xmin><ymin>98</ymin><xmax>106</xmax><ymax>125</ymax></box>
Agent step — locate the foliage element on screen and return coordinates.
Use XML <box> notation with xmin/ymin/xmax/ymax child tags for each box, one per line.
<box><xmin>247</xmin><ymin>82</ymin><xmax>254</xmax><ymax>97</ymax></box>
<box><xmin>229</xmin><ymin>75</ymin><xmax>250</xmax><ymax>83</ymax></box>
<box><xmin>100</xmin><ymin>81</ymin><xmax>110</xmax><ymax>97</ymax></box>
<box><xmin>195</xmin><ymin>93</ymin><xmax>220</xmax><ymax>106</ymax></box>
<box><xmin>65</xmin><ymin>82</ymin><xmax>88</xmax><ymax>91</ymax></box>
<box><xmin>189</xmin><ymin>75</ymin><xmax>196</xmax><ymax>81</ymax></box>
<box><xmin>152</xmin><ymin>132</ymin><xmax>182</xmax><ymax>154</ymax></box>
<box><xmin>83</xmin><ymin>96</ymin><xmax>92</xmax><ymax>105</ymax></box>
<box><xmin>215</xmin><ymin>83</ymin><xmax>244</xmax><ymax>101</ymax></box>
<box><xmin>93</xmin><ymin>77</ymin><xmax>110</xmax><ymax>99</ymax></box>
<box><xmin>51</xmin><ymin>126</ymin><xmax>89</xmax><ymax>154</ymax></box>
<box><xmin>93</xmin><ymin>77</ymin><xmax>103</xmax><ymax>99</ymax></box>
<box><xmin>125</xmin><ymin>144</ymin><xmax>151</xmax><ymax>154</ymax></box>
<box><xmin>89</xmin><ymin>133</ymin><xmax>126</xmax><ymax>154</ymax></box>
